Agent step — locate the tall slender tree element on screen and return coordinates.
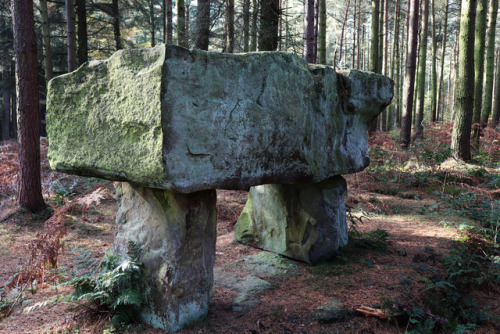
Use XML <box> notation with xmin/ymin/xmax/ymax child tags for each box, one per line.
<box><xmin>430</xmin><ymin>0</ymin><xmax>437</xmax><ymax>122</ymax></box>
<box><xmin>39</xmin><ymin>0</ymin><xmax>53</xmax><ymax>81</ymax></box>
<box><xmin>259</xmin><ymin>0</ymin><xmax>279</xmax><ymax>51</ymax></box>
<box><xmin>177</xmin><ymin>0</ymin><xmax>187</xmax><ymax>47</ymax></box>
<box><xmin>165</xmin><ymin>0</ymin><xmax>173</xmax><ymax>43</ymax></box>
<box><xmin>318</xmin><ymin>0</ymin><xmax>326</xmax><ymax>64</ymax></box>
<box><xmin>243</xmin><ymin>0</ymin><xmax>250</xmax><ymax>52</ymax></box>
<box><xmin>250</xmin><ymin>0</ymin><xmax>259</xmax><ymax>51</ymax></box>
<box><xmin>400</xmin><ymin>0</ymin><xmax>420</xmax><ymax>148</ymax></box>
<box><xmin>451</xmin><ymin>0</ymin><xmax>477</xmax><ymax>161</ymax></box>
<box><xmin>225</xmin><ymin>0</ymin><xmax>235</xmax><ymax>52</ymax></box>
<box><xmin>76</xmin><ymin>0</ymin><xmax>87</xmax><ymax>65</ymax></box>
<box><xmin>66</xmin><ymin>0</ymin><xmax>77</xmax><ymax>71</ymax></box>
<box><xmin>195</xmin><ymin>0</ymin><xmax>210</xmax><ymax>50</ymax></box>
<box><xmin>414</xmin><ymin>0</ymin><xmax>429</xmax><ymax>138</ymax></box>
<box><xmin>437</xmin><ymin>0</ymin><xmax>449</xmax><ymax>121</ymax></box>
<box><xmin>472</xmin><ymin>0</ymin><xmax>487</xmax><ymax>142</ymax></box>
<box><xmin>481</xmin><ymin>0</ymin><xmax>498</xmax><ymax>126</ymax></box>
<box><xmin>492</xmin><ymin>50</ymin><xmax>500</xmax><ymax>126</ymax></box>
<box><xmin>370</xmin><ymin>0</ymin><xmax>380</xmax><ymax>73</ymax></box>
<box><xmin>11</xmin><ymin>0</ymin><xmax>46</xmax><ymax>212</ymax></box>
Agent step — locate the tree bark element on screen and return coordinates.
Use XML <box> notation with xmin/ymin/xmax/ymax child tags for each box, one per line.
<box><xmin>437</xmin><ymin>0</ymin><xmax>449</xmax><ymax>122</ymax></box>
<box><xmin>451</xmin><ymin>0</ymin><xmax>477</xmax><ymax>161</ymax></box>
<box><xmin>11</xmin><ymin>0</ymin><xmax>46</xmax><ymax>212</ymax></box>
<box><xmin>1</xmin><ymin>62</ymin><xmax>10</xmax><ymax>140</ymax></box>
<box><xmin>318</xmin><ymin>0</ymin><xmax>326</xmax><ymax>64</ymax></box>
<box><xmin>378</xmin><ymin>0</ymin><xmax>384</xmax><ymax>74</ymax></box>
<box><xmin>368</xmin><ymin>0</ymin><xmax>380</xmax><ymax>134</ymax></box>
<box><xmin>430</xmin><ymin>0</ymin><xmax>437</xmax><ymax>122</ymax></box>
<box><xmin>150</xmin><ymin>0</ymin><xmax>156</xmax><ymax>46</ymax></box>
<box><xmin>472</xmin><ymin>0</ymin><xmax>487</xmax><ymax>142</ymax></box>
<box><xmin>250</xmin><ymin>0</ymin><xmax>259</xmax><ymax>51</ymax></box>
<box><xmin>166</xmin><ymin>0</ymin><xmax>173</xmax><ymax>44</ymax></box>
<box><xmin>388</xmin><ymin>0</ymin><xmax>400</xmax><ymax>130</ymax></box>
<box><xmin>305</xmin><ymin>0</ymin><xmax>315</xmax><ymax>62</ymax></box>
<box><xmin>414</xmin><ymin>0</ymin><xmax>429</xmax><ymax>139</ymax></box>
<box><xmin>225</xmin><ymin>0</ymin><xmax>234</xmax><ymax>52</ymax></box>
<box><xmin>400</xmin><ymin>0</ymin><xmax>420</xmax><ymax>148</ymax></box>
<box><xmin>39</xmin><ymin>0</ymin><xmax>53</xmax><ymax>81</ymax></box>
<box><xmin>370</xmin><ymin>0</ymin><xmax>380</xmax><ymax>73</ymax></box>
<box><xmin>243</xmin><ymin>0</ymin><xmax>250</xmax><ymax>52</ymax></box>
<box><xmin>195</xmin><ymin>0</ymin><xmax>210</xmax><ymax>50</ymax></box>
<box><xmin>481</xmin><ymin>0</ymin><xmax>498</xmax><ymax>126</ymax></box>
<box><xmin>259</xmin><ymin>0</ymin><xmax>279</xmax><ymax>51</ymax></box>
<box><xmin>492</xmin><ymin>49</ymin><xmax>500</xmax><ymax>126</ymax></box>
<box><xmin>177</xmin><ymin>0</ymin><xmax>187</xmax><ymax>47</ymax></box>
<box><xmin>76</xmin><ymin>0</ymin><xmax>87</xmax><ymax>65</ymax></box>
<box><xmin>112</xmin><ymin>0</ymin><xmax>122</xmax><ymax>50</ymax></box>
<box><xmin>66</xmin><ymin>0</ymin><xmax>77</xmax><ymax>71</ymax></box>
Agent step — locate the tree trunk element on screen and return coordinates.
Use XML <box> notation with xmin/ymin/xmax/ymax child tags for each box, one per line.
<box><xmin>195</xmin><ymin>0</ymin><xmax>210</xmax><ymax>50</ymax></box>
<box><xmin>492</xmin><ymin>49</ymin><xmax>500</xmax><ymax>126</ymax></box>
<box><xmin>177</xmin><ymin>0</ymin><xmax>187</xmax><ymax>47</ymax></box>
<box><xmin>243</xmin><ymin>0</ymin><xmax>250</xmax><ymax>52</ymax></box>
<box><xmin>352</xmin><ymin>0</ymin><xmax>356</xmax><ymax>68</ymax></box>
<box><xmin>368</xmin><ymin>0</ymin><xmax>380</xmax><ymax>134</ymax></box>
<box><xmin>259</xmin><ymin>0</ymin><xmax>279</xmax><ymax>51</ymax></box>
<box><xmin>66</xmin><ymin>0</ymin><xmax>77</xmax><ymax>71</ymax></box>
<box><xmin>472</xmin><ymin>0</ymin><xmax>487</xmax><ymax>143</ymax></box>
<box><xmin>357</xmin><ymin>0</ymin><xmax>361</xmax><ymax>69</ymax></box>
<box><xmin>370</xmin><ymin>0</ymin><xmax>380</xmax><ymax>73</ymax></box>
<box><xmin>12</xmin><ymin>0</ymin><xmax>46</xmax><ymax>212</ymax></box>
<box><xmin>225</xmin><ymin>0</ymin><xmax>234</xmax><ymax>52</ymax></box>
<box><xmin>39</xmin><ymin>0</ymin><xmax>53</xmax><ymax>81</ymax></box>
<box><xmin>250</xmin><ymin>0</ymin><xmax>259</xmax><ymax>51</ymax></box>
<box><xmin>318</xmin><ymin>0</ymin><xmax>326</xmax><ymax>64</ymax></box>
<box><xmin>430</xmin><ymin>0</ymin><xmax>437</xmax><ymax>122</ymax></box>
<box><xmin>1</xmin><ymin>61</ymin><xmax>10</xmax><ymax>140</ymax></box>
<box><xmin>338</xmin><ymin>0</ymin><xmax>351</xmax><ymax>67</ymax></box>
<box><xmin>150</xmin><ymin>0</ymin><xmax>156</xmax><ymax>46</ymax></box>
<box><xmin>388</xmin><ymin>0</ymin><xmax>400</xmax><ymax>131</ymax></box>
<box><xmin>437</xmin><ymin>0</ymin><xmax>449</xmax><ymax>122</ymax></box>
<box><xmin>313</xmin><ymin>0</ymin><xmax>319</xmax><ymax>62</ymax></box>
<box><xmin>186</xmin><ymin>3</ymin><xmax>190</xmax><ymax>44</ymax></box>
<box><xmin>451</xmin><ymin>0</ymin><xmax>477</xmax><ymax>161</ymax></box>
<box><xmin>166</xmin><ymin>0</ymin><xmax>173</xmax><ymax>44</ymax></box>
<box><xmin>305</xmin><ymin>0</ymin><xmax>315</xmax><ymax>62</ymax></box>
<box><xmin>378</xmin><ymin>0</ymin><xmax>384</xmax><ymax>74</ymax></box>
<box><xmin>112</xmin><ymin>0</ymin><xmax>122</xmax><ymax>50</ymax></box>
<box><xmin>76</xmin><ymin>0</ymin><xmax>87</xmax><ymax>65</ymax></box>
<box><xmin>400</xmin><ymin>0</ymin><xmax>420</xmax><ymax>148</ymax></box>
<box><xmin>383</xmin><ymin>0</ymin><xmax>388</xmax><ymax>75</ymax></box>
<box><xmin>481</xmin><ymin>0</ymin><xmax>498</xmax><ymax>126</ymax></box>
<box><xmin>414</xmin><ymin>0</ymin><xmax>428</xmax><ymax>139</ymax></box>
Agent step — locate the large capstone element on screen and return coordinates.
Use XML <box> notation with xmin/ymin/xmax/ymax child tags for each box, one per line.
<box><xmin>235</xmin><ymin>177</ymin><xmax>348</xmax><ymax>264</ymax></box>
<box><xmin>47</xmin><ymin>45</ymin><xmax>393</xmax><ymax>193</ymax></box>
<box><xmin>114</xmin><ymin>183</ymin><xmax>217</xmax><ymax>331</ymax></box>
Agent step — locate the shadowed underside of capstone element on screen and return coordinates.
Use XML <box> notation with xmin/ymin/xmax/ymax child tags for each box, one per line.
<box><xmin>46</xmin><ymin>45</ymin><xmax>393</xmax><ymax>332</ymax></box>
<box><xmin>47</xmin><ymin>45</ymin><xmax>393</xmax><ymax>193</ymax></box>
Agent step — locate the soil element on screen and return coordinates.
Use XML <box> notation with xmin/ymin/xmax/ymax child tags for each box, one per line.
<box><xmin>0</xmin><ymin>134</ymin><xmax>499</xmax><ymax>334</ymax></box>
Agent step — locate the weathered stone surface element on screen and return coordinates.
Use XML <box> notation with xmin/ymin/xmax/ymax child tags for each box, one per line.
<box><xmin>235</xmin><ymin>177</ymin><xmax>348</xmax><ymax>264</ymax></box>
<box><xmin>47</xmin><ymin>45</ymin><xmax>393</xmax><ymax>193</ymax></box>
<box><xmin>314</xmin><ymin>299</ymin><xmax>353</xmax><ymax>323</ymax></box>
<box><xmin>114</xmin><ymin>182</ymin><xmax>217</xmax><ymax>331</ymax></box>
<box><xmin>214</xmin><ymin>252</ymin><xmax>300</xmax><ymax>312</ymax></box>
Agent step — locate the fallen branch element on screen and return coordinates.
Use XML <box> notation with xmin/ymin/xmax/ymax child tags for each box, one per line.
<box><xmin>355</xmin><ymin>305</ymin><xmax>387</xmax><ymax>319</ymax></box>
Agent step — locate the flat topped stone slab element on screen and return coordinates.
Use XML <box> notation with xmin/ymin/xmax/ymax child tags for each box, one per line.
<box><xmin>47</xmin><ymin>45</ymin><xmax>393</xmax><ymax>193</ymax></box>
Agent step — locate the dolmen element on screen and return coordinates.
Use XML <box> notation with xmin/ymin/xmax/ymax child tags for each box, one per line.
<box><xmin>47</xmin><ymin>44</ymin><xmax>393</xmax><ymax>331</ymax></box>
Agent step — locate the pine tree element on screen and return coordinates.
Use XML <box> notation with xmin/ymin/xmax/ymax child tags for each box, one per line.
<box><xmin>414</xmin><ymin>0</ymin><xmax>429</xmax><ymax>139</ymax></box>
<box><xmin>400</xmin><ymin>0</ymin><xmax>420</xmax><ymax>148</ymax></box>
<box><xmin>451</xmin><ymin>0</ymin><xmax>477</xmax><ymax>161</ymax></box>
<box><xmin>481</xmin><ymin>0</ymin><xmax>498</xmax><ymax>126</ymax></box>
<box><xmin>12</xmin><ymin>0</ymin><xmax>46</xmax><ymax>212</ymax></box>
<box><xmin>472</xmin><ymin>0</ymin><xmax>487</xmax><ymax>142</ymax></box>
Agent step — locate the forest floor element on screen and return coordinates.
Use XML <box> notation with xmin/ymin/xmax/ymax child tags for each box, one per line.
<box><xmin>0</xmin><ymin>123</ymin><xmax>499</xmax><ymax>334</ymax></box>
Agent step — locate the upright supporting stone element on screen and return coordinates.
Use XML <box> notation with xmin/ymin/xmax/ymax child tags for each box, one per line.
<box><xmin>235</xmin><ymin>177</ymin><xmax>348</xmax><ymax>265</ymax></box>
<box><xmin>113</xmin><ymin>183</ymin><xmax>217</xmax><ymax>331</ymax></box>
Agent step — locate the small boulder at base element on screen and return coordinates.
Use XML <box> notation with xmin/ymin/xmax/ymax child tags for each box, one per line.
<box><xmin>235</xmin><ymin>177</ymin><xmax>348</xmax><ymax>264</ymax></box>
